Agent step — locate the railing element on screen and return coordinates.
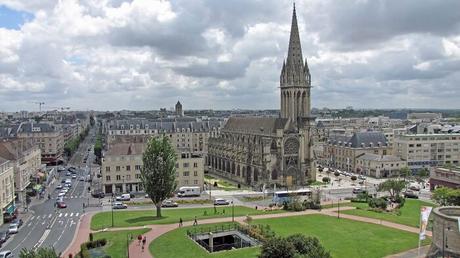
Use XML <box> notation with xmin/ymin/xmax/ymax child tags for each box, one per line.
<box><xmin>187</xmin><ymin>223</ymin><xmax>242</xmax><ymax>238</ymax></box>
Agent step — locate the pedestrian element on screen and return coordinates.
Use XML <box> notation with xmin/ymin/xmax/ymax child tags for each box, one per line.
<box><xmin>143</xmin><ymin>236</ymin><xmax>146</xmax><ymax>245</ymax></box>
<box><xmin>137</xmin><ymin>235</ymin><xmax>142</xmax><ymax>245</ymax></box>
<box><xmin>193</xmin><ymin>216</ymin><xmax>198</xmax><ymax>226</ymax></box>
<box><xmin>179</xmin><ymin>217</ymin><xmax>183</xmax><ymax>227</ymax></box>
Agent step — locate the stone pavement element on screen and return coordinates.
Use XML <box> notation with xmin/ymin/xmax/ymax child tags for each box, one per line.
<box><xmin>63</xmin><ymin>206</ymin><xmax>431</xmax><ymax>258</ymax></box>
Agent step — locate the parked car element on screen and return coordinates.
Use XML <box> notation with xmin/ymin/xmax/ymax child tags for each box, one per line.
<box><xmin>214</xmin><ymin>198</ymin><xmax>230</xmax><ymax>205</ymax></box>
<box><xmin>115</xmin><ymin>194</ymin><xmax>131</xmax><ymax>201</ymax></box>
<box><xmin>7</xmin><ymin>224</ymin><xmax>18</xmax><ymax>234</ymax></box>
<box><xmin>112</xmin><ymin>202</ymin><xmax>128</xmax><ymax>209</ymax></box>
<box><xmin>79</xmin><ymin>176</ymin><xmax>85</xmax><ymax>181</ymax></box>
<box><xmin>409</xmin><ymin>185</ymin><xmax>420</xmax><ymax>191</ymax></box>
<box><xmin>71</xmin><ymin>175</ymin><xmax>77</xmax><ymax>179</ymax></box>
<box><xmin>66</xmin><ymin>172</ymin><xmax>71</xmax><ymax>176</ymax></box>
<box><xmin>10</xmin><ymin>219</ymin><xmax>23</xmax><ymax>228</ymax></box>
<box><xmin>91</xmin><ymin>192</ymin><xmax>104</xmax><ymax>198</ymax></box>
<box><xmin>65</xmin><ymin>183</ymin><xmax>72</xmax><ymax>188</ymax></box>
<box><xmin>68</xmin><ymin>167</ymin><xmax>76</xmax><ymax>172</ymax></box>
<box><xmin>352</xmin><ymin>187</ymin><xmax>366</xmax><ymax>194</ymax></box>
<box><xmin>0</xmin><ymin>232</ymin><xmax>9</xmax><ymax>244</ymax></box>
<box><xmin>56</xmin><ymin>201</ymin><xmax>67</xmax><ymax>208</ymax></box>
<box><xmin>0</xmin><ymin>251</ymin><xmax>12</xmax><ymax>258</ymax></box>
<box><xmin>358</xmin><ymin>175</ymin><xmax>366</xmax><ymax>180</ymax></box>
<box><xmin>404</xmin><ymin>190</ymin><xmax>419</xmax><ymax>199</ymax></box>
<box><xmin>161</xmin><ymin>200</ymin><xmax>178</xmax><ymax>208</ymax></box>
<box><xmin>58</xmin><ymin>192</ymin><xmax>66</xmax><ymax>197</ymax></box>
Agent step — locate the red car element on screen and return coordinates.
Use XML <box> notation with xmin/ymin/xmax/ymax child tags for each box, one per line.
<box><xmin>57</xmin><ymin>201</ymin><xmax>67</xmax><ymax>208</ymax></box>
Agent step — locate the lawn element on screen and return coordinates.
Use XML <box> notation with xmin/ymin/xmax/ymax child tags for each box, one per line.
<box><xmin>91</xmin><ymin>206</ymin><xmax>283</xmax><ymax>230</ymax></box>
<box><xmin>256</xmin><ymin>214</ymin><xmax>430</xmax><ymax>258</ymax></box>
<box><xmin>341</xmin><ymin>199</ymin><xmax>436</xmax><ymax>228</ymax></box>
<box><xmin>149</xmin><ymin>215</ymin><xmax>428</xmax><ymax>258</ymax></box>
<box><xmin>93</xmin><ymin>228</ymin><xmax>150</xmax><ymax>258</ymax></box>
<box><xmin>150</xmin><ymin>222</ymin><xmax>259</xmax><ymax>258</ymax></box>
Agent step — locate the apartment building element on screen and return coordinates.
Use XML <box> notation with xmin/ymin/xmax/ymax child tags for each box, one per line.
<box><xmin>101</xmin><ymin>142</ymin><xmax>204</xmax><ymax>194</ymax></box>
<box><xmin>356</xmin><ymin>153</ymin><xmax>407</xmax><ymax>178</ymax></box>
<box><xmin>0</xmin><ymin>139</ymin><xmax>41</xmax><ymax>204</ymax></box>
<box><xmin>393</xmin><ymin>134</ymin><xmax>460</xmax><ymax>170</ymax></box>
<box><xmin>325</xmin><ymin>131</ymin><xmax>391</xmax><ymax>172</ymax></box>
<box><xmin>15</xmin><ymin>122</ymin><xmax>64</xmax><ymax>164</ymax></box>
<box><xmin>0</xmin><ymin>158</ymin><xmax>15</xmax><ymax>225</ymax></box>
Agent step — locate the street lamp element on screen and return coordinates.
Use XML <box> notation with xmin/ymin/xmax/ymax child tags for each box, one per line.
<box><xmin>231</xmin><ymin>200</ymin><xmax>234</xmax><ymax>222</ymax></box>
<box><xmin>111</xmin><ymin>193</ymin><xmax>114</xmax><ymax>227</ymax></box>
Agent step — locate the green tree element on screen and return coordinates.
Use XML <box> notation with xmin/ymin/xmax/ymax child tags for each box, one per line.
<box><xmin>399</xmin><ymin>166</ymin><xmax>411</xmax><ymax>181</ymax></box>
<box><xmin>322</xmin><ymin>177</ymin><xmax>330</xmax><ymax>184</ymax></box>
<box><xmin>286</xmin><ymin>234</ymin><xmax>331</xmax><ymax>258</ymax></box>
<box><xmin>259</xmin><ymin>237</ymin><xmax>296</xmax><ymax>258</ymax></box>
<box><xmin>19</xmin><ymin>247</ymin><xmax>59</xmax><ymax>258</ymax></box>
<box><xmin>141</xmin><ymin>136</ymin><xmax>177</xmax><ymax>218</ymax></box>
<box><xmin>433</xmin><ymin>187</ymin><xmax>460</xmax><ymax>206</ymax></box>
<box><xmin>415</xmin><ymin>168</ymin><xmax>430</xmax><ymax>184</ymax></box>
<box><xmin>378</xmin><ymin>179</ymin><xmax>407</xmax><ymax>200</ymax></box>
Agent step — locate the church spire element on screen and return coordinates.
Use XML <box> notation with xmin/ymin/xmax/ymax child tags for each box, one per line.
<box><xmin>286</xmin><ymin>3</ymin><xmax>303</xmax><ymax>68</ymax></box>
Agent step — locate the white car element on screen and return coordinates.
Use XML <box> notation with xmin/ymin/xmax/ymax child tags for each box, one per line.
<box><xmin>214</xmin><ymin>198</ymin><xmax>230</xmax><ymax>205</ymax></box>
<box><xmin>58</xmin><ymin>192</ymin><xmax>66</xmax><ymax>197</ymax></box>
<box><xmin>8</xmin><ymin>224</ymin><xmax>18</xmax><ymax>234</ymax></box>
<box><xmin>0</xmin><ymin>251</ymin><xmax>12</xmax><ymax>258</ymax></box>
<box><xmin>56</xmin><ymin>184</ymin><xmax>63</xmax><ymax>190</ymax></box>
<box><xmin>72</xmin><ymin>175</ymin><xmax>77</xmax><ymax>179</ymax></box>
<box><xmin>112</xmin><ymin>202</ymin><xmax>128</xmax><ymax>209</ymax></box>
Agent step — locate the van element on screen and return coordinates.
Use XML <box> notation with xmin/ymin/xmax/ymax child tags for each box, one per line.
<box><xmin>116</xmin><ymin>193</ymin><xmax>131</xmax><ymax>201</ymax></box>
<box><xmin>177</xmin><ymin>186</ymin><xmax>201</xmax><ymax>197</ymax></box>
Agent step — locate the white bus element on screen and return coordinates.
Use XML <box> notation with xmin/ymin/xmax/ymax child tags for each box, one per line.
<box><xmin>272</xmin><ymin>189</ymin><xmax>312</xmax><ymax>204</ymax></box>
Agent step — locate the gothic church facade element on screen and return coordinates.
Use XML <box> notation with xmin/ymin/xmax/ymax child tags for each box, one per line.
<box><xmin>207</xmin><ymin>6</ymin><xmax>315</xmax><ymax>188</ymax></box>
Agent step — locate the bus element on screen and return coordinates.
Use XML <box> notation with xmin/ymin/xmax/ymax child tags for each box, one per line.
<box><xmin>272</xmin><ymin>189</ymin><xmax>312</xmax><ymax>204</ymax></box>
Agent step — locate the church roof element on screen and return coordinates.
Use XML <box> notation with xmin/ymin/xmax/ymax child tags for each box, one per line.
<box><xmin>223</xmin><ymin>117</ymin><xmax>288</xmax><ymax>134</ymax></box>
<box><xmin>286</xmin><ymin>3</ymin><xmax>303</xmax><ymax>68</ymax></box>
<box><xmin>328</xmin><ymin>131</ymin><xmax>388</xmax><ymax>148</ymax></box>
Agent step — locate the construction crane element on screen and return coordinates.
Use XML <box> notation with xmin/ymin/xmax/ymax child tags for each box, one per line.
<box><xmin>32</xmin><ymin>102</ymin><xmax>45</xmax><ymax>112</ymax></box>
<box><xmin>46</xmin><ymin>106</ymin><xmax>71</xmax><ymax>112</ymax></box>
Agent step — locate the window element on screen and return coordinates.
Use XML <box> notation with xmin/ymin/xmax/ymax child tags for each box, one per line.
<box><xmin>116</xmin><ymin>166</ymin><xmax>121</xmax><ymax>171</ymax></box>
<box><xmin>194</xmin><ymin>180</ymin><xmax>198</xmax><ymax>185</ymax></box>
<box><xmin>194</xmin><ymin>171</ymin><xmax>198</xmax><ymax>176</ymax></box>
<box><xmin>183</xmin><ymin>163</ymin><xmax>189</xmax><ymax>168</ymax></box>
<box><xmin>126</xmin><ymin>175</ymin><xmax>131</xmax><ymax>180</ymax></box>
<box><xmin>183</xmin><ymin>171</ymin><xmax>190</xmax><ymax>177</ymax></box>
<box><xmin>116</xmin><ymin>175</ymin><xmax>121</xmax><ymax>180</ymax></box>
<box><xmin>106</xmin><ymin>166</ymin><xmax>110</xmax><ymax>172</ymax></box>
<box><xmin>135</xmin><ymin>165</ymin><xmax>141</xmax><ymax>170</ymax></box>
<box><xmin>184</xmin><ymin>180</ymin><xmax>189</xmax><ymax>185</ymax></box>
<box><xmin>193</xmin><ymin>162</ymin><xmax>198</xmax><ymax>168</ymax></box>
<box><xmin>126</xmin><ymin>165</ymin><xmax>131</xmax><ymax>171</ymax></box>
<box><xmin>135</xmin><ymin>174</ymin><xmax>141</xmax><ymax>179</ymax></box>
<box><xmin>106</xmin><ymin>176</ymin><xmax>111</xmax><ymax>181</ymax></box>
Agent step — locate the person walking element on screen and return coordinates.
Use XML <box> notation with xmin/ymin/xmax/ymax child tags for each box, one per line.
<box><xmin>179</xmin><ymin>217</ymin><xmax>183</xmax><ymax>227</ymax></box>
<box><xmin>143</xmin><ymin>236</ymin><xmax>147</xmax><ymax>246</ymax></box>
<box><xmin>137</xmin><ymin>235</ymin><xmax>142</xmax><ymax>245</ymax></box>
<box><xmin>193</xmin><ymin>216</ymin><xmax>198</xmax><ymax>226</ymax></box>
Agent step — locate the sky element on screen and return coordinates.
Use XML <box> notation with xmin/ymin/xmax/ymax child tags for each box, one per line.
<box><xmin>0</xmin><ymin>0</ymin><xmax>460</xmax><ymax>112</ymax></box>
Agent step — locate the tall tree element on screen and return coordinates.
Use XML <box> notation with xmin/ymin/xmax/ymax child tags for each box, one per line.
<box><xmin>399</xmin><ymin>166</ymin><xmax>411</xmax><ymax>181</ymax></box>
<box><xmin>141</xmin><ymin>136</ymin><xmax>177</xmax><ymax>218</ymax></box>
<box><xmin>20</xmin><ymin>247</ymin><xmax>59</xmax><ymax>258</ymax></box>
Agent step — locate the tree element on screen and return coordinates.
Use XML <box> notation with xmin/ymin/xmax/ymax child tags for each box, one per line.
<box><xmin>399</xmin><ymin>166</ymin><xmax>411</xmax><ymax>181</ymax></box>
<box><xmin>350</xmin><ymin>175</ymin><xmax>357</xmax><ymax>181</ymax></box>
<box><xmin>286</xmin><ymin>234</ymin><xmax>331</xmax><ymax>258</ymax></box>
<box><xmin>322</xmin><ymin>177</ymin><xmax>330</xmax><ymax>184</ymax></box>
<box><xmin>433</xmin><ymin>187</ymin><xmax>460</xmax><ymax>206</ymax></box>
<box><xmin>141</xmin><ymin>136</ymin><xmax>177</xmax><ymax>218</ymax></box>
<box><xmin>259</xmin><ymin>237</ymin><xmax>296</xmax><ymax>258</ymax></box>
<box><xmin>334</xmin><ymin>171</ymin><xmax>340</xmax><ymax>177</ymax></box>
<box><xmin>415</xmin><ymin>168</ymin><xmax>430</xmax><ymax>184</ymax></box>
<box><xmin>378</xmin><ymin>179</ymin><xmax>407</xmax><ymax>200</ymax></box>
<box><xmin>20</xmin><ymin>247</ymin><xmax>59</xmax><ymax>258</ymax></box>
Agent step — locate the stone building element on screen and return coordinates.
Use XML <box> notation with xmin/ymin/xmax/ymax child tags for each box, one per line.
<box><xmin>356</xmin><ymin>153</ymin><xmax>407</xmax><ymax>178</ymax></box>
<box><xmin>0</xmin><ymin>158</ymin><xmax>15</xmax><ymax>225</ymax></box>
<box><xmin>427</xmin><ymin>206</ymin><xmax>460</xmax><ymax>257</ymax></box>
<box><xmin>101</xmin><ymin>142</ymin><xmax>204</xmax><ymax>194</ymax></box>
<box><xmin>175</xmin><ymin>101</ymin><xmax>183</xmax><ymax>117</ymax></box>
<box><xmin>429</xmin><ymin>166</ymin><xmax>460</xmax><ymax>190</ymax></box>
<box><xmin>207</xmin><ymin>6</ymin><xmax>315</xmax><ymax>188</ymax></box>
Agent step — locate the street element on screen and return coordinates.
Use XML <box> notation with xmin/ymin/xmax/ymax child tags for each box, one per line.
<box><xmin>0</xmin><ymin>127</ymin><xmax>98</xmax><ymax>256</ymax></box>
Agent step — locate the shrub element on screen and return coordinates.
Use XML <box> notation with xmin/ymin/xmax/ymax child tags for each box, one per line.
<box><xmin>322</xmin><ymin>177</ymin><xmax>330</xmax><ymax>183</ymax></box>
<box><xmin>259</xmin><ymin>237</ymin><xmax>296</xmax><ymax>258</ymax></box>
<box><xmin>286</xmin><ymin>234</ymin><xmax>331</xmax><ymax>258</ymax></box>
<box><xmin>334</xmin><ymin>171</ymin><xmax>340</xmax><ymax>177</ymax></box>
<box><xmin>350</xmin><ymin>175</ymin><xmax>357</xmax><ymax>181</ymax></box>
<box><xmin>368</xmin><ymin>197</ymin><xmax>387</xmax><ymax>210</ymax></box>
<box><xmin>394</xmin><ymin>195</ymin><xmax>406</xmax><ymax>208</ymax></box>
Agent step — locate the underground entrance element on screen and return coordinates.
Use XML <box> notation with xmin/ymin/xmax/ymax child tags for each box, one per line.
<box><xmin>187</xmin><ymin>224</ymin><xmax>260</xmax><ymax>253</ymax></box>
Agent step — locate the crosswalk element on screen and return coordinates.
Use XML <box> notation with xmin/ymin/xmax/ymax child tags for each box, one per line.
<box><xmin>29</xmin><ymin>212</ymin><xmax>80</xmax><ymax>221</ymax></box>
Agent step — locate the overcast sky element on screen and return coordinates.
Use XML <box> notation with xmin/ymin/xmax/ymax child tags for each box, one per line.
<box><xmin>0</xmin><ymin>0</ymin><xmax>460</xmax><ymax>112</ymax></box>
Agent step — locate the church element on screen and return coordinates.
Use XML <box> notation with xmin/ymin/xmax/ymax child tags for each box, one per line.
<box><xmin>207</xmin><ymin>5</ymin><xmax>315</xmax><ymax>188</ymax></box>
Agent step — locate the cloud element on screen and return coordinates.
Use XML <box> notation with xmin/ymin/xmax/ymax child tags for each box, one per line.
<box><xmin>0</xmin><ymin>0</ymin><xmax>459</xmax><ymax>111</ymax></box>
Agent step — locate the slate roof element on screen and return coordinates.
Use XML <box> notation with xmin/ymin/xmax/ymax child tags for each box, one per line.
<box><xmin>17</xmin><ymin>123</ymin><xmax>57</xmax><ymax>133</ymax></box>
<box><xmin>223</xmin><ymin>117</ymin><xmax>288</xmax><ymax>134</ymax></box>
<box><xmin>106</xmin><ymin>143</ymin><xmax>146</xmax><ymax>156</ymax></box>
<box><xmin>0</xmin><ymin>139</ymin><xmax>35</xmax><ymax>160</ymax></box>
<box><xmin>328</xmin><ymin>131</ymin><xmax>388</xmax><ymax>148</ymax></box>
<box><xmin>108</xmin><ymin>119</ymin><xmax>221</xmax><ymax>132</ymax></box>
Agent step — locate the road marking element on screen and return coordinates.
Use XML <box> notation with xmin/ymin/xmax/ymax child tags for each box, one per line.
<box><xmin>42</xmin><ymin>220</ymin><xmax>46</xmax><ymax>225</ymax></box>
<box><xmin>30</xmin><ymin>216</ymin><xmax>35</xmax><ymax>220</ymax></box>
<box><xmin>75</xmin><ymin>213</ymin><xmax>79</xmax><ymax>217</ymax></box>
<box><xmin>48</xmin><ymin>214</ymin><xmax>52</xmax><ymax>218</ymax></box>
<box><xmin>35</xmin><ymin>229</ymin><xmax>51</xmax><ymax>248</ymax></box>
<box><xmin>70</xmin><ymin>212</ymin><xmax>74</xmax><ymax>217</ymax></box>
<box><xmin>59</xmin><ymin>213</ymin><xmax>63</xmax><ymax>217</ymax></box>
<box><xmin>64</xmin><ymin>213</ymin><xmax>68</xmax><ymax>217</ymax></box>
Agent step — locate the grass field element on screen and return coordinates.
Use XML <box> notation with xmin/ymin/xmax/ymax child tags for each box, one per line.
<box><xmin>149</xmin><ymin>214</ymin><xmax>427</xmax><ymax>258</ymax></box>
<box><xmin>93</xmin><ymin>228</ymin><xmax>150</xmax><ymax>258</ymax></box>
<box><xmin>91</xmin><ymin>206</ymin><xmax>283</xmax><ymax>230</ymax></box>
<box><xmin>341</xmin><ymin>199</ymin><xmax>436</xmax><ymax>227</ymax></box>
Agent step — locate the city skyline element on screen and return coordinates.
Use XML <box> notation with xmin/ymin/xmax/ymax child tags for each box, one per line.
<box><xmin>1</xmin><ymin>0</ymin><xmax>460</xmax><ymax>112</ymax></box>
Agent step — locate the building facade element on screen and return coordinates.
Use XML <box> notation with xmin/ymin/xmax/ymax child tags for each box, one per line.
<box><xmin>0</xmin><ymin>158</ymin><xmax>15</xmax><ymax>226</ymax></box>
<box><xmin>0</xmin><ymin>139</ymin><xmax>41</xmax><ymax>204</ymax></box>
<box><xmin>325</xmin><ymin>131</ymin><xmax>391</xmax><ymax>173</ymax></box>
<box><xmin>429</xmin><ymin>166</ymin><xmax>460</xmax><ymax>190</ymax></box>
<box><xmin>356</xmin><ymin>154</ymin><xmax>407</xmax><ymax>178</ymax></box>
<box><xmin>393</xmin><ymin>133</ymin><xmax>460</xmax><ymax>169</ymax></box>
<box><xmin>101</xmin><ymin>142</ymin><xmax>204</xmax><ymax>194</ymax></box>
<box><xmin>15</xmin><ymin>122</ymin><xmax>64</xmax><ymax>164</ymax></box>
<box><xmin>207</xmin><ymin>6</ymin><xmax>315</xmax><ymax>188</ymax></box>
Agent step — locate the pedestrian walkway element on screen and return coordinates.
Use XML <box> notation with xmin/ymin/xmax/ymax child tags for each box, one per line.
<box><xmin>63</xmin><ymin>206</ymin><xmax>431</xmax><ymax>258</ymax></box>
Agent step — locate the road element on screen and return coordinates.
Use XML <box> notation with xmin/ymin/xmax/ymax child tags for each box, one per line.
<box><xmin>0</xmin><ymin>127</ymin><xmax>98</xmax><ymax>256</ymax></box>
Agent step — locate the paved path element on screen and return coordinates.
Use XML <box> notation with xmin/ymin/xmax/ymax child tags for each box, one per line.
<box><xmin>63</xmin><ymin>206</ymin><xmax>431</xmax><ymax>258</ymax></box>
